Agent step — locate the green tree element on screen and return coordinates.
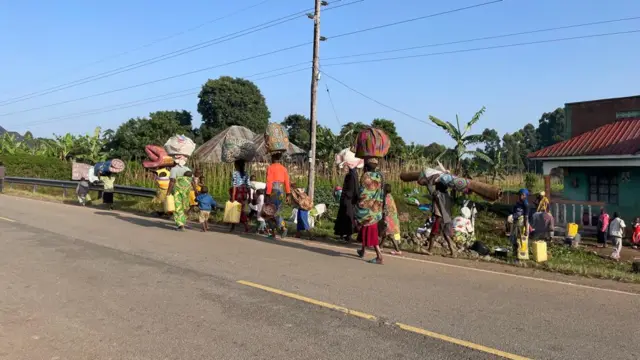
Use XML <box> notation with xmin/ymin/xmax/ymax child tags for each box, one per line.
<box><xmin>281</xmin><ymin>114</ymin><xmax>310</xmax><ymax>150</ymax></box>
<box><xmin>428</xmin><ymin>106</ymin><xmax>492</xmax><ymax>174</ymax></box>
<box><xmin>502</xmin><ymin>131</ymin><xmax>525</xmax><ymax>172</ymax></box>
<box><xmin>106</xmin><ymin>110</ymin><xmax>194</xmax><ymax>160</ymax></box>
<box><xmin>316</xmin><ymin>125</ymin><xmax>343</xmax><ymax>161</ymax></box>
<box><xmin>338</xmin><ymin>121</ymin><xmax>367</xmax><ymax>148</ymax></box>
<box><xmin>537</xmin><ymin>108</ymin><xmax>565</xmax><ymax>148</ymax></box>
<box><xmin>485</xmin><ymin>150</ymin><xmax>508</xmax><ymax>184</ymax></box>
<box><xmin>197</xmin><ymin>76</ymin><xmax>270</xmax><ymax>140</ymax></box>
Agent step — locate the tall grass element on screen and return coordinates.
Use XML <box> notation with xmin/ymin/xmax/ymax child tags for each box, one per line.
<box><xmin>114</xmin><ymin>160</ymin><xmax>562</xmax><ymax>201</ymax></box>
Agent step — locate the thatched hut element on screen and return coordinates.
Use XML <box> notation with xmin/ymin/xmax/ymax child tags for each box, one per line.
<box><xmin>193</xmin><ymin>125</ymin><xmax>306</xmax><ymax>163</ymax></box>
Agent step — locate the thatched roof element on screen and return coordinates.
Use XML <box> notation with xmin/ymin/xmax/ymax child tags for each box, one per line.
<box><xmin>193</xmin><ymin>125</ymin><xmax>306</xmax><ymax>163</ymax></box>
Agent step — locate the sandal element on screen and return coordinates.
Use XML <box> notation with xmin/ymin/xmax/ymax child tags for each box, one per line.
<box><xmin>357</xmin><ymin>249</ymin><xmax>365</xmax><ymax>258</ymax></box>
<box><xmin>367</xmin><ymin>258</ymin><xmax>383</xmax><ymax>265</ymax></box>
<box><xmin>390</xmin><ymin>251</ymin><xmax>402</xmax><ymax>255</ymax></box>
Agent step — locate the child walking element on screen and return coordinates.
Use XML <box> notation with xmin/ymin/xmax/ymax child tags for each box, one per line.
<box><xmin>253</xmin><ymin>189</ymin><xmax>267</xmax><ymax>234</ymax></box>
<box><xmin>76</xmin><ymin>177</ymin><xmax>90</xmax><ymax>206</ymax></box>
<box><xmin>609</xmin><ymin>212</ymin><xmax>626</xmax><ymax>260</ymax></box>
<box><xmin>381</xmin><ymin>184</ymin><xmax>402</xmax><ymax>255</ymax></box>
<box><xmin>195</xmin><ymin>186</ymin><xmax>216</xmax><ymax>232</ymax></box>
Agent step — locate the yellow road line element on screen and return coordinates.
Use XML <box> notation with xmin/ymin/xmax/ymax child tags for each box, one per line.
<box><xmin>237</xmin><ymin>280</ymin><xmax>531</xmax><ymax>360</ymax></box>
<box><xmin>0</xmin><ymin>216</ymin><xmax>15</xmax><ymax>223</ymax></box>
<box><xmin>237</xmin><ymin>280</ymin><xmax>377</xmax><ymax>321</ymax></box>
<box><xmin>395</xmin><ymin>322</ymin><xmax>531</xmax><ymax>360</ymax></box>
<box><xmin>275</xmin><ymin>238</ymin><xmax>639</xmax><ymax>297</ymax></box>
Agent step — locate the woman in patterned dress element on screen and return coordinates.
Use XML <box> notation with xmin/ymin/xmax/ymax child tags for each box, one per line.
<box><xmin>355</xmin><ymin>158</ymin><xmax>384</xmax><ymax>264</ymax></box>
<box><xmin>265</xmin><ymin>152</ymin><xmax>291</xmax><ymax>238</ymax></box>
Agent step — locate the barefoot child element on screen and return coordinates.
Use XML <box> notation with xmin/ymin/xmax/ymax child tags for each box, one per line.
<box><xmin>196</xmin><ymin>186</ymin><xmax>216</xmax><ymax>232</ymax></box>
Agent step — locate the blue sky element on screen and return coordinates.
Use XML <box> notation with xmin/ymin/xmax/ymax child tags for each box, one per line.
<box><xmin>1</xmin><ymin>0</ymin><xmax>639</xmax><ymax>146</ymax></box>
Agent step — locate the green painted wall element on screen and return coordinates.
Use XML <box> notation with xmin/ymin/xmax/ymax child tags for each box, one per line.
<box><xmin>563</xmin><ymin>168</ymin><xmax>640</xmax><ymax>220</ymax></box>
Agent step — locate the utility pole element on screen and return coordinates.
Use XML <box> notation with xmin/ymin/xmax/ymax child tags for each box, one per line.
<box><xmin>307</xmin><ymin>0</ymin><xmax>324</xmax><ymax>202</ymax></box>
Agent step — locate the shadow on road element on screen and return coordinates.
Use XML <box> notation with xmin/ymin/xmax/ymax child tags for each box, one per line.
<box><xmin>94</xmin><ymin>211</ymin><xmax>174</xmax><ymax>230</ymax></box>
<box><xmin>95</xmin><ymin>210</ymin><xmax>367</xmax><ymax>260</ymax></box>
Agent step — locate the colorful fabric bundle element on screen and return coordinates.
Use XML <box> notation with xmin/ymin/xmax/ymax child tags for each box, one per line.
<box><xmin>221</xmin><ymin>137</ymin><xmax>257</xmax><ymax>163</ymax></box>
<box><xmin>292</xmin><ymin>188</ymin><xmax>313</xmax><ymax>211</ymax></box>
<box><xmin>164</xmin><ymin>135</ymin><xmax>196</xmax><ymax>156</ymax></box>
<box><xmin>355</xmin><ymin>127</ymin><xmax>390</xmax><ymax>158</ymax></box>
<box><xmin>264</xmin><ymin>123</ymin><xmax>289</xmax><ymax>153</ymax></box>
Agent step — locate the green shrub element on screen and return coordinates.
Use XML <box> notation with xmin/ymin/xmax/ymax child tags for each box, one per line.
<box><xmin>524</xmin><ymin>172</ymin><xmax>538</xmax><ymax>191</ymax></box>
<box><xmin>0</xmin><ymin>154</ymin><xmax>71</xmax><ymax>180</ymax></box>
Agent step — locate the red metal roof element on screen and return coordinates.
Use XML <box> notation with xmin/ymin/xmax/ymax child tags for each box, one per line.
<box><xmin>528</xmin><ymin>118</ymin><xmax>640</xmax><ymax>158</ymax></box>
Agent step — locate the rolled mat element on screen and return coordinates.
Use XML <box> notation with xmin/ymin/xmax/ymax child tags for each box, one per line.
<box><xmin>108</xmin><ymin>159</ymin><xmax>126</xmax><ymax>173</ymax></box>
<box><xmin>400</xmin><ymin>171</ymin><xmax>420</xmax><ymax>182</ymax></box>
<box><xmin>467</xmin><ymin>180</ymin><xmax>502</xmax><ymax>202</ymax></box>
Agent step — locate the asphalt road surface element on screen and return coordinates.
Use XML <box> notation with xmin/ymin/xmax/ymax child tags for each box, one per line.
<box><xmin>1</xmin><ymin>196</ymin><xmax>639</xmax><ymax>360</ymax></box>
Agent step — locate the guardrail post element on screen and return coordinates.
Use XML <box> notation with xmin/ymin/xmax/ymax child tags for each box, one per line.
<box><xmin>62</xmin><ymin>187</ymin><xmax>67</xmax><ymax>198</ymax></box>
<box><xmin>33</xmin><ymin>185</ymin><xmax>37</xmax><ymax>193</ymax></box>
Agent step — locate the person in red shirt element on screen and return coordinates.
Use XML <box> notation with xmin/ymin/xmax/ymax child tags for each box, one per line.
<box><xmin>265</xmin><ymin>152</ymin><xmax>291</xmax><ymax>238</ymax></box>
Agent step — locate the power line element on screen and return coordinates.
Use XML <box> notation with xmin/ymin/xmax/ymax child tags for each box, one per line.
<box><xmin>327</xmin><ymin>0</ymin><xmax>503</xmax><ymax>39</ymax></box>
<box><xmin>23</xmin><ymin>0</ymin><xmax>275</xmax><ymax>84</ymax></box>
<box><xmin>324</xmin><ymin>15</ymin><xmax>640</xmax><ymax>61</ymax></box>
<box><xmin>0</xmin><ymin>0</ymin><xmax>362</xmax><ymax>107</ymax></box>
<box><xmin>14</xmin><ymin>66</ymin><xmax>309</xmax><ymax>129</ymax></box>
<box><xmin>323</xmin><ymin>81</ymin><xmax>342</xmax><ymax>126</ymax></box>
<box><xmin>0</xmin><ymin>45</ymin><xmax>311</xmax><ymax>117</ymax></box>
<box><xmin>0</xmin><ymin>0</ymin><xmax>503</xmax><ymax>116</ymax></box>
<box><xmin>323</xmin><ymin>29</ymin><xmax>640</xmax><ymax>67</ymax></box>
<box><xmin>320</xmin><ymin>70</ymin><xmax>433</xmax><ymax>128</ymax></box>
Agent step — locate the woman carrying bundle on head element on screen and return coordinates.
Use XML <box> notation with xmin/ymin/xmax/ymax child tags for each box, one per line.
<box><xmin>265</xmin><ymin>152</ymin><xmax>291</xmax><ymax>238</ymax></box>
<box><xmin>229</xmin><ymin>160</ymin><xmax>250</xmax><ymax>233</ymax></box>
<box><xmin>355</xmin><ymin>158</ymin><xmax>385</xmax><ymax>264</ymax></box>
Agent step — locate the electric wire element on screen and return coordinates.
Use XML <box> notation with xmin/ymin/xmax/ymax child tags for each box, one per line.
<box><xmin>0</xmin><ymin>0</ymin><xmax>361</xmax><ymax>107</ymax></box>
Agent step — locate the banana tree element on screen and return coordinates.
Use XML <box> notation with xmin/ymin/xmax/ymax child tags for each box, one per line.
<box><xmin>52</xmin><ymin>133</ymin><xmax>77</xmax><ymax>160</ymax></box>
<box><xmin>0</xmin><ymin>133</ymin><xmax>24</xmax><ymax>155</ymax></box>
<box><xmin>428</xmin><ymin>106</ymin><xmax>493</xmax><ymax>175</ymax></box>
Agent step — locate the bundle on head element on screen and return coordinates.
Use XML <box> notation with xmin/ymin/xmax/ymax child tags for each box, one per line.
<box><xmin>400</xmin><ymin>168</ymin><xmax>502</xmax><ymax>202</ymax></box>
<box><xmin>355</xmin><ymin>127</ymin><xmax>390</xmax><ymax>159</ymax></box>
<box><xmin>221</xmin><ymin>138</ymin><xmax>256</xmax><ymax>163</ymax></box>
<box><xmin>265</xmin><ymin>123</ymin><xmax>290</xmax><ymax>154</ymax></box>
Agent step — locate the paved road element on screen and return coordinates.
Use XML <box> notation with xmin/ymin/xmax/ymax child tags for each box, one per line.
<box><xmin>0</xmin><ymin>196</ymin><xmax>638</xmax><ymax>360</ymax></box>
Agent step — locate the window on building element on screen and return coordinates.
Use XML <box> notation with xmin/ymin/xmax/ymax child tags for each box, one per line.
<box><xmin>589</xmin><ymin>174</ymin><xmax>618</xmax><ymax>204</ymax></box>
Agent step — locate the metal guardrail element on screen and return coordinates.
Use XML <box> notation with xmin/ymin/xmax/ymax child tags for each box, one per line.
<box><xmin>1</xmin><ymin>176</ymin><xmax>157</xmax><ymax>198</ymax></box>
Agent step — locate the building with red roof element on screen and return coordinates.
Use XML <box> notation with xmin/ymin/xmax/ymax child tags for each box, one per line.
<box><xmin>529</xmin><ymin>95</ymin><xmax>640</xmax><ymax>219</ymax></box>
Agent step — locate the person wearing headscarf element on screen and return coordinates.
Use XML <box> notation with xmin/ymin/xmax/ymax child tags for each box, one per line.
<box><xmin>536</xmin><ymin>191</ymin><xmax>550</xmax><ymax>213</ymax></box>
<box><xmin>355</xmin><ymin>158</ymin><xmax>384</xmax><ymax>264</ymax></box>
<box><xmin>510</xmin><ymin>188</ymin><xmax>530</xmax><ymax>259</ymax></box>
<box><xmin>265</xmin><ymin>152</ymin><xmax>291</xmax><ymax>238</ymax></box>
<box><xmin>333</xmin><ymin>149</ymin><xmax>363</xmax><ymax>242</ymax></box>
<box><xmin>229</xmin><ymin>160</ymin><xmax>250</xmax><ymax>233</ymax></box>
